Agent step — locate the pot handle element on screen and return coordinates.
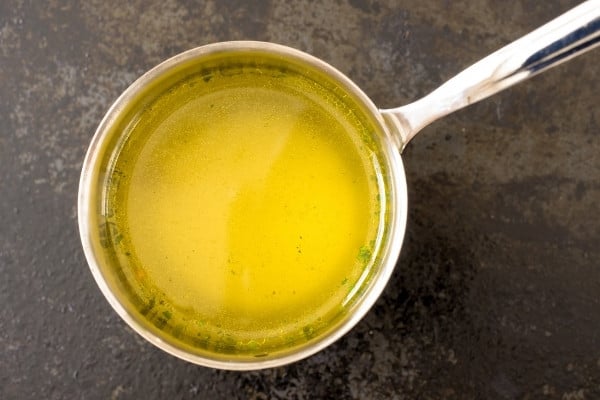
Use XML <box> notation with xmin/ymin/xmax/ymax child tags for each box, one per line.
<box><xmin>380</xmin><ymin>0</ymin><xmax>600</xmax><ymax>151</ymax></box>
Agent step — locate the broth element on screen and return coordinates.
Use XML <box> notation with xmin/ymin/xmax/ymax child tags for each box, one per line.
<box><xmin>99</xmin><ymin>62</ymin><xmax>389</xmax><ymax>357</ymax></box>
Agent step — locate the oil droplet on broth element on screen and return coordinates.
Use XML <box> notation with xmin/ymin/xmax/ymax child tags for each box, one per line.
<box><xmin>103</xmin><ymin>65</ymin><xmax>388</xmax><ymax>355</ymax></box>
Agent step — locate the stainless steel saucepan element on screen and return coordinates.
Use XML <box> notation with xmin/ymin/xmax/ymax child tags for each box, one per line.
<box><xmin>79</xmin><ymin>1</ymin><xmax>600</xmax><ymax>369</ymax></box>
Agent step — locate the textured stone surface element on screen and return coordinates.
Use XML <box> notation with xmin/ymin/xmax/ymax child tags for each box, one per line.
<box><xmin>1</xmin><ymin>0</ymin><xmax>599</xmax><ymax>399</ymax></box>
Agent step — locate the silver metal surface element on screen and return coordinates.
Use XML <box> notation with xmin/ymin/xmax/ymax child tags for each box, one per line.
<box><xmin>381</xmin><ymin>0</ymin><xmax>600</xmax><ymax>150</ymax></box>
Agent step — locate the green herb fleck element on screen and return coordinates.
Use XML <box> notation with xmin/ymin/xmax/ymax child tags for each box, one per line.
<box><xmin>214</xmin><ymin>335</ymin><xmax>237</xmax><ymax>353</ymax></box>
<box><xmin>140</xmin><ymin>297</ymin><xmax>155</xmax><ymax>315</ymax></box>
<box><xmin>154</xmin><ymin>316</ymin><xmax>168</xmax><ymax>329</ymax></box>
<box><xmin>98</xmin><ymin>222</ymin><xmax>121</xmax><ymax>248</ymax></box>
<box><xmin>357</xmin><ymin>245</ymin><xmax>372</xmax><ymax>264</ymax></box>
<box><xmin>172</xmin><ymin>324</ymin><xmax>184</xmax><ymax>338</ymax></box>
<box><xmin>113</xmin><ymin>233</ymin><xmax>123</xmax><ymax>245</ymax></box>
<box><xmin>194</xmin><ymin>334</ymin><xmax>210</xmax><ymax>349</ymax></box>
<box><xmin>303</xmin><ymin>325</ymin><xmax>315</xmax><ymax>339</ymax></box>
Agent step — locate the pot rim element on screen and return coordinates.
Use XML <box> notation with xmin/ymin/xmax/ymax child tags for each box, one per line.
<box><xmin>77</xmin><ymin>41</ymin><xmax>408</xmax><ymax>370</ymax></box>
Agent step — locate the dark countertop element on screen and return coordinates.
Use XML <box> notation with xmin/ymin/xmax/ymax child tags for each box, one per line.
<box><xmin>1</xmin><ymin>1</ymin><xmax>599</xmax><ymax>399</ymax></box>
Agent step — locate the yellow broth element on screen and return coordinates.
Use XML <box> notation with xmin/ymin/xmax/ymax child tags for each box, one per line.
<box><xmin>99</xmin><ymin>61</ymin><xmax>390</xmax><ymax>357</ymax></box>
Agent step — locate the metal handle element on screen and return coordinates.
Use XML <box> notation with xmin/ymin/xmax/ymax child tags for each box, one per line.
<box><xmin>381</xmin><ymin>0</ymin><xmax>600</xmax><ymax>151</ymax></box>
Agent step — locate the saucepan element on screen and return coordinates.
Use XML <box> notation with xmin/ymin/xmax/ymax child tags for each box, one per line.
<box><xmin>78</xmin><ymin>1</ymin><xmax>600</xmax><ymax>369</ymax></box>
